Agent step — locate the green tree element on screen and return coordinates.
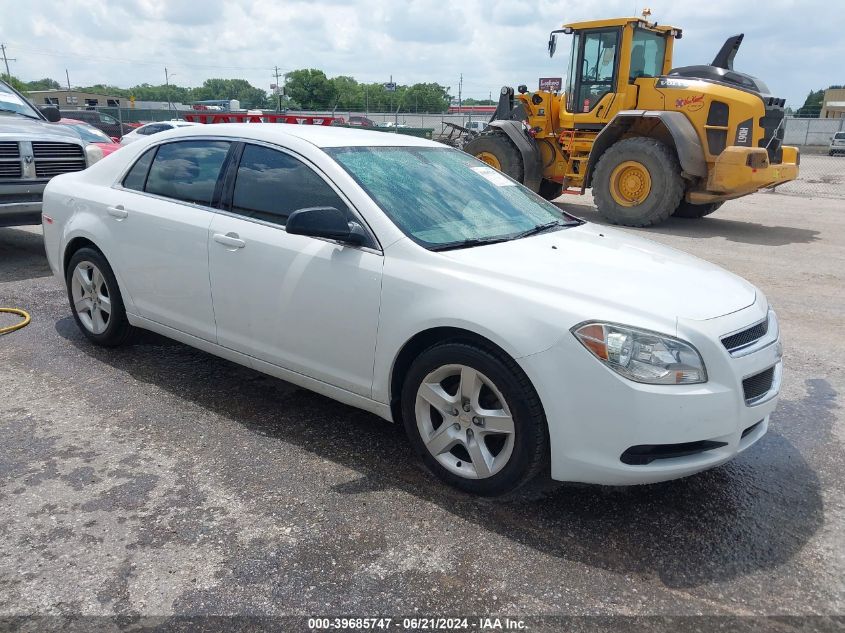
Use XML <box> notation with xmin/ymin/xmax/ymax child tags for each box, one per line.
<box><xmin>4</xmin><ymin>75</ymin><xmax>28</xmax><ymax>92</ymax></box>
<box><xmin>403</xmin><ymin>83</ymin><xmax>451</xmax><ymax>112</ymax></box>
<box><xmin>331</xmin><ymin>75</ymin><xmax>361</xmax><ymax>109</ymax></box>
<box><xmin>191</xmin><ymin>78</ymin><xmax>268</xmax><ymax>109</ymax></box>
<box><xmin>285</xmin><ymin>69</ymin><xmax>336</xmax><ymax>110</ymax></box>
<box><xmin>25</xmin><ymin>77</ymin><xmax>62</xmax><ymax>91</ymax></box>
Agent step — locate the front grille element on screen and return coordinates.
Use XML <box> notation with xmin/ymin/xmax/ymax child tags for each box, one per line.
<box><xmin>743</xmin><ymin>367</ymin><xmax>775</xmax><ymax>404</ymax></box>
<box><xmin>758</xmin><ymin>106</ymin><xmax>785</xmax><ymax>164</ymax></box>
<box><xmin>621</xmin><ymin>440</ymin><xmax>728</xmax><ymax>465</ymax></box>
<box><xmin>0</xmin><ymin>162</ymin><xmax>22</xmax><ymax>178</ymax></box>
<box><xmin>0</xmin><ymin>141</ymin><xmax>20</xmax><ymax>158</ymax></box>
<box><xmin>32</xmin><ymin>142</ymin><xmax>85</xmax><ymax>158</ymax></box>
<box><xmin>722</xmin><ymin>318</ymin><xmax>768</xmax><ymax>354</ymax></box>
<box><xmin>31</xmin><ymin>142</ymin><xmax>86</xmax><ymax>179</ymax></box>
<box><xmin>35</xmin><ymin>160</ymin><xmax>87</xmax><ymax>178</ymax></box>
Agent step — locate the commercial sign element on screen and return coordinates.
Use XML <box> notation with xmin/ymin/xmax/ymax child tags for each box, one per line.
<box><xmin>539</xmin><ymin>77</ymin><xmax>563</xmax><ymax>92</ymax></box>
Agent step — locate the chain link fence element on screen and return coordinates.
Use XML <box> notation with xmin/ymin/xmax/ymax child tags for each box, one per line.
<box><xmin>771</xmin><ymin>116</ymin><xmax>845</xmax><ymax>199</ymax></box>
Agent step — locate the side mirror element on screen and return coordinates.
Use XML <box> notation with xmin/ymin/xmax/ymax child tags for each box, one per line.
<box><xmin>42</xmin><ymin>106</ymin><xmax>61</xmax><ymax>122</ymax></box>
<box><xmin>285</xmin><ymin>207</ymin><xmax>367</xmax><ymax>246</ymax></box>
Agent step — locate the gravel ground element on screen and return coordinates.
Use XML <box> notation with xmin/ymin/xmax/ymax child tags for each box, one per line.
<box><xmin>0</xmin><ymin>191</ymin><xmax>843</xmax><ymax>632</ymax></box>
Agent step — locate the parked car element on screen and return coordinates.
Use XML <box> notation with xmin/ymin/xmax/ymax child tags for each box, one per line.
<box><xmin>57</xmin><ymin>118</ymin><xmax>121</xmax><ymax>157</ymax></box>
<box><xmin>347</xmin><ymin>116</ymin><xmax>376</xmax><ymax>128</ymax></box>
<box><xmin>377</xmin><ymin>121</ymin><xmax>408</xmax><ymax>128</ymax></box>
<box><xmin>0</xmin><ymin>80</ymin><xmax>99</xmax><ymax>227</ymax></box>
<box><xmin>829</xmin><ymin>132</ymin><xmax>845</xmax><ymax>156</ymax></box>
<box><xmin>119</xmin><ymin>120</ymin><xmax>197</xmax><ymax>145</ymax></box>
<box><xmin>58</xmin><ymin>109</ymin><xmax>138</xmax><ymax>139</ymax></box>
<box><xmin>465</xmin><ymin>121</ymin><xmax>489</xmax><ymax>134</ymax></box>
<box><xmin>42</xmin><ymin>125</ymin><xmax>782</xmax><ymax>495</ymax></box>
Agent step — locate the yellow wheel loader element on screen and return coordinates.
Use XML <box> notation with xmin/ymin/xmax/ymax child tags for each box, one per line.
<box><xmin>463</xmin><ymin>14</ymin><xmax>799</xmax><ymax>227</ymax></box>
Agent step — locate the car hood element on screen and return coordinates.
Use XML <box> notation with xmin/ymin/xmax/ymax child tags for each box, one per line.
<box><xmin>0</xmin><ymin>116</ymin><xmax>84</xmax><ymax>143</ymax></box>
<box><xmin>438</xmin><ymin>223</ymin><xmax>756</xmax><ymax>321</ymax></box>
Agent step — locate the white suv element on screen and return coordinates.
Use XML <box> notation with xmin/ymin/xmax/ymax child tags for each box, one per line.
<box><xmin>829</xmin><ymin>132</ymin><xmax>845</xmax><ymax>156</ymax></box>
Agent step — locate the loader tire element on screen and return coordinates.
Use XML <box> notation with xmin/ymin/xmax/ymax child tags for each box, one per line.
<box><xmin>673</xmin><ymin>200</ymin><xmax>724</xmax><ymax>219</ymax></box>
<box><xmin>592</xmin><ymin>137</ymin><xmax>684</xmax><ymax>227</ymax></box>
<box><xmin>464</xmin><ymin>133</ymin><xmax>524</xmax><ymax>184</ymax></box>
<box><xmin>538</xmin><ymin>179</ymin><xmax>563</xmax><ymax>201</ymax></box>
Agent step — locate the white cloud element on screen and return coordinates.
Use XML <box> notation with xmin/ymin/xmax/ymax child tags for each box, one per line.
<box><xmin>1</xmin><ymin>0</ymin><xmax>841</xmax><ymax>105</ymax></box>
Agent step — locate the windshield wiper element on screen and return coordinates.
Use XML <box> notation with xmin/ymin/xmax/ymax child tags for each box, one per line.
<box><xmin>430</xmin><ymin>236</ymin><xmax>514</xmax><ymax>252</ymax></box>
<box><xmin>512</xmin><ymin>219</ymin><xmax>571</xmax><ymax>239</ymax></box>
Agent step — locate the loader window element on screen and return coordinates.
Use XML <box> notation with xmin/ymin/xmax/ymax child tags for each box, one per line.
<box><xmin>571</xmin><ymin>29</ymin><xmax>620</xmax><ymax>113</ymax></box>
<box><xmin>630</xmin><ymin>28</ymin><xmax>667</xmax><ymax>80</ymax></box>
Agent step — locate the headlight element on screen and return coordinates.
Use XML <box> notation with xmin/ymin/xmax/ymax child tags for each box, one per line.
<box><xmin>572</xmin><ymin>322</ymin><xmax>707</xmax><ymax>385</ymax></box>
<box><xmin>84</xmin><ymin>144</ymin><xmax>104</xmax><ymax>166</ymax></box>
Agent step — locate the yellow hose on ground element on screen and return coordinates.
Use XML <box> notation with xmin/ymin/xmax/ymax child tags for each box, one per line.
<box><xmin>0</xmin><ymin>308</ymin><xmax>31</xmax><ymax>335</ymax></box>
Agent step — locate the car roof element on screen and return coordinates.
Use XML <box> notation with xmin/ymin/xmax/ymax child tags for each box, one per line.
<box><xmin>163</xmin><ymin>122</ymin><xmax>441</xmax><ymax>148</ymax></box>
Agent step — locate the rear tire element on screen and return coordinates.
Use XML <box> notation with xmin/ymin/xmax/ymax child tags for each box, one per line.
<box><xmin>538</xmin><ymin>179</ymin><xmax>563</xmax><ymax>201</ymax></box>
<box><xmin>673</xmin><ymin>200</ymin><xmax>724</xmax><ymax>219</ymax></box>
<box><xmin>592</xmin><ymin>137</ymin><xmax>684</xmax><ymax>227</ymax></box>
<box><xmin>401</xmin><ymin>341</ymin><xmax>548</xmax><ymax>496</ymax></box>
<box><xmin>464</xmin><ymin>133</ymin><xmax>524</xmax><ymax>183</ymax></box>
<box><xmin>66</xmin><ymin>247</ymin><xmax>133</xmax><ymax>347</ymax></box>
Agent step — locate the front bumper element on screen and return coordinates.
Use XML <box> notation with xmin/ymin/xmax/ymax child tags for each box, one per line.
<box><xmin>688</xmin><ymin>145</ymin><xmax>799</xmax><ymax>204</ymax></box>
<box><xmin>0</xmin><ymin>182</ymin><xmax>47</xmax><ymax>227</ymax></box>
<box><xmin>520</xmin><ymin>297</ymin><xmax>782</xmax><ymax>485</ymax></box>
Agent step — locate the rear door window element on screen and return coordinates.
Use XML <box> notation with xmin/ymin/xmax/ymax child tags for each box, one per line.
<box><xmin>145</xmin><ymin>141</ymin><xmax>231</xmax><ymax>206</ymax></box>
<box><xmin>122</xmin><ymin>147</ymin><xmax>157</xmax><ymax>191</ymax></box>
<box><xmin>229</xmin><ymin>144</ymin><xmax>347</xmax><ymax>226</ymax></box>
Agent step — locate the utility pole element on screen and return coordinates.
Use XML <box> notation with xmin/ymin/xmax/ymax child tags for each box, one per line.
<box><xmin>66</xmin><ymin>69</ymin><xmax>71</xmax><ymax>91</ymax></box>
<box><xmin>1</xmin><ymin>44</ymin><xmax>16</xmax><ymax>80</ymax></box>
<box><xmin>272</xmin><ymin>65</ymin><xmax>282</xmax><ymax>112</ymax></box>
<box><xmin>165</xmin><ymin>67</ymin><xmax>173</xmax><ymax>114</ymax></box>
<box><xmin>458</xmin><ymin>73</ymin><xmax>463</xmax><ymax>112</ymax></box>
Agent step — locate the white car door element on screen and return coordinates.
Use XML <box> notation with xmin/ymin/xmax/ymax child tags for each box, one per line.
<box><xmin>109</xmin><ymin>139</ymin><xmax>232</xmax><ymax>341</ymax></box>
<box><xmin>207</xmin><ymin>142</ymin><xmax>383</xmax><ymax>397</ymax></box>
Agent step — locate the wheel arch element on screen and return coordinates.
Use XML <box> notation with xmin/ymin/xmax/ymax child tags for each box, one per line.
<box><xmin>389</xmin><ymin>326</ymin><xmax>527</xmax><ymax>424</ymax></box>
<box><xmin>62</xmin><ymin>234</ymin><xmax>136</xmax><ymax>315</ymax></box>
<box><xmin>585</xmin><ymin>110</ymin><xmax>707</xmax><ymax>188</ymax></box>
<box><xmin>485</xmin><ymin>120</ymin><xmax>544</xmax><ymax>192</ymax></box>
<box><xmin>63</xmin><ymin>236</ymin><xmax>103</xmax><ymax>276</ymax></box>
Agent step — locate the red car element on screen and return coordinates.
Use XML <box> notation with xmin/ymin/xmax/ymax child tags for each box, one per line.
<box><xmin>57</xmin><ymin>118</ymin><xmax>122</xmax><ymax>157</ymax></box>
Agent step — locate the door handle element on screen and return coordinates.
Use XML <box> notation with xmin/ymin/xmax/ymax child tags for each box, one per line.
<box><xmin>213</xmin><ymin>232</ymin><xmax>246</xmax><ymax>249</ymax></box>
<box><xmin>106</xmin><ymin>204</ymin><xmax>128</xmax><ymax>219</ymax></box>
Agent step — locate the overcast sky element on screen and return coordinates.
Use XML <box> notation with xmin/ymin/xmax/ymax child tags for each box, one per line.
<box><xmin>1</xmin><ymin>0</ymin><xmax>841</xmax><ymax>106</ymax></box>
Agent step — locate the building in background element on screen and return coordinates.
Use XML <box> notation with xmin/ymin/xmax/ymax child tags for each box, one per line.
<box><xmin>27</xmin><ymin>89</ymin><xmax>123</xmax><ymax>109</ymax></box>
<box><xmin>820</xmin><ymin>88</ymin><xmax>845</xmax><ymax>119</ymax></box>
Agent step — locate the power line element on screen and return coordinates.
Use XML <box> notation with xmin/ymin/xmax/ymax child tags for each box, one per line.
<box><xmin>1</xmin><ymin>44</ymin><xmax>17</xmax><ymax>80</ymax></box>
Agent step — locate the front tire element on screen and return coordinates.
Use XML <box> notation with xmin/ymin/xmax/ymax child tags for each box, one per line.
<box><xmin>401</xmin><ymin>342</ymin><xmax>548</xmax><ymax>496</ymax></box>
<box><xmin>463</xmin><ymin>132</ymin><xmax>524</xmax><ymax>184</ymax></box>
<box><xmin>66</xmin><ymin>247</ymin><xmax>133</xmax><ymax>346</ymax></box>
<box><xmin>592</xmin><ymin>137</ymin><xmax>684</xmax><ymax>227</ymax></box>
<box><xmin>673</xmin><ymin>200</ymin><xmax>725</xmax><ymax>219</ymax></box>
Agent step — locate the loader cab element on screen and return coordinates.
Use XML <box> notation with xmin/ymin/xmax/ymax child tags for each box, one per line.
<box><xmin>551</xmin><ymin>18</ymin><xmax>677</xmax><ymax>122</ymax></box>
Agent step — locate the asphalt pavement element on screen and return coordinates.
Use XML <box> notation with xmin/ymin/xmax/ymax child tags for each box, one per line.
<box><xmin>0</xmin><ymin>191</ymin><xmax>843</xmax><ymax>632</ymax></box>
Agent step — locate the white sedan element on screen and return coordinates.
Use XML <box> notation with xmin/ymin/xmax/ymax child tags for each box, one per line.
<box><xmin>119</xmin><ymin>119</ymin><xmax>197</xmax><ymax>145</ymax></box>
<box><xmin>41</xmin><ymin>124</ymin><xmax>782</xmax><ymax>495</ymax></box>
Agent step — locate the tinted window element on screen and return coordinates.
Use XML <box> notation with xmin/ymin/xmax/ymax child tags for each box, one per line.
<box><xmin>145</xmin><ymin>141</ymin><xmax>230</xmax><ymax>205</ymax></box>
<box><xmin>139</xmin><ymin>124</ymin><xmax>165</xmax><ymax>135</ymax></box>
<box><xmin>630</xmin><ymin>28</ymin><xmax>666</xmax><ymax>80</ymax></box>
<box><xmin>122</xmin><ymin>148</ymin><xmax>156</xmax><ymax>191</ymax></box>
<box><xmin>230</xmin><ymin>144</ymin><xmax>347</xmax><ymax>226</ymax></box>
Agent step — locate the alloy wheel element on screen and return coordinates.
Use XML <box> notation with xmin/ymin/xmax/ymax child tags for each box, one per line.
<box><xmin>70</xmin><ymin>260</ymin><xmax>112</xmax><ymax>335</ymax></box>
<box><xmin>415</xmin><ymin>364</ymin><xmax>515</xmax><ymax>479</ymax></box>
